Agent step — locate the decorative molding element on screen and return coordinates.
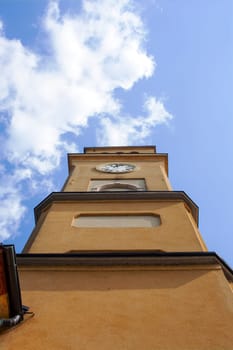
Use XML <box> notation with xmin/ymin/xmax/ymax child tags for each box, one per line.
<box><xmin>17</xmin><ymin>251</ymin><xmax>233</xmax><ymax>281</ymax></box>
<box><xmin>33</xmin><ymin>191</ymin><xmax>199</xmax><ymax>224</ymax></box>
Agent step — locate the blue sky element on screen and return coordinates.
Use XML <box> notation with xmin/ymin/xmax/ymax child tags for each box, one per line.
<box><xmin>0</xmin><ymin>0</ymin><xmax>232</xmax><ymax>267</ymax></box>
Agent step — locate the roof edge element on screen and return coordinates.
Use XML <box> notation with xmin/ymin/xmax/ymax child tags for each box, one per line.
<box><xmin>17</xmin><ymin>251</ymin><xmax>233</xmax><ymax>281</ymax></box>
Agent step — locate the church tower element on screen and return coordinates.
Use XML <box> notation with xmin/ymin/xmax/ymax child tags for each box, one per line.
<box><xmin>23</xmin><ymin>145</ymin><xmax>205</xmax><ymax>253</ymax></box>
<box><xmin>1</xmin><ymin>146</ymin><xmax>233</xmax><ymax>349</ymax></box>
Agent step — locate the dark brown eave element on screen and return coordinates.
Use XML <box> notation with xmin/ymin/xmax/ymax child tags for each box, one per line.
<box><xmin>33</xmin><ymin>191</ymin><xmax>199</xmax><ymax>224</ymax></box>
<box><xmin>16</xmin><ymin>251</ymin><xmax>233</xmax><ymax>282</ymax></box>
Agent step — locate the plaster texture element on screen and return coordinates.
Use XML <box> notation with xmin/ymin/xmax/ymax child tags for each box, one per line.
<box><xmin>27</xmin><ymin>200</ymin><xmax>205</xmax><ymax>253</ymax></box>
<box><xmin>1</xmin><ymin>265</ymin><xmax>233</xmax><ymax>350</ymax></box>
<box><xmin>64</xmin><ymin>158</ymin><xmax>170</xmax><ymax>192</ymax></box>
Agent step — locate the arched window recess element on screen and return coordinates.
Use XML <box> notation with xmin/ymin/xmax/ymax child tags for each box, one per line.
<box><xmin>93</xmin><ymin>182</ymin><xmax>144</xmax><ymax>192</ymax></box>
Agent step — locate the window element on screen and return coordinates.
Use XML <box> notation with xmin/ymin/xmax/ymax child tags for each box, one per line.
<box><xmin>88</xmin><ymin>179</ymin><xmax>146</xmax><ymax>192</ymax></box>
<box><xmin>72</xmin><ymin>214</ymin><xmax>161</xmax><ymax>228</ymax></box>
<box><xmin>97</xmin><ymin>183</ymin><xmax>141</xmax><ymax>192</ymax></box>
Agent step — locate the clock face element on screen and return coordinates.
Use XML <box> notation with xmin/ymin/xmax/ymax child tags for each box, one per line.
<box><xmin>96</xmin><ymin>163</ymin><xmax>136</xmax><ymax>173</ymax></box>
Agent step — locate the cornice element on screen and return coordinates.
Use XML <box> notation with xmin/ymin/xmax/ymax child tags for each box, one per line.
<box><xmin>17</xmin><ymin>251</ymin><xmax>233</xmax><ymax>282</ymax></box>
<box><xmin>33</xmin><ymin>190</ymin><xmax>199</xmax><ymax>224</ymax></box>
<box><xmin>83</xmin><ymin>145</ymin><xmax>156</xmax><ymax>153</ymax></box>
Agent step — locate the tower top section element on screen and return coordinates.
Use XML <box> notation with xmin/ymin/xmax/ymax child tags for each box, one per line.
<box><xmin>67</xmin><ymin>145</ymin><xmax>168</xmax><ymax>174</ymax></box>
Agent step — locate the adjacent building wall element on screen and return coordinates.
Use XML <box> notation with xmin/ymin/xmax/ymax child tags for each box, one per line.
<box><xmin>2</xmin><ymin>265</ymin><xmax>233</xmax><ymax>350</ymax></box>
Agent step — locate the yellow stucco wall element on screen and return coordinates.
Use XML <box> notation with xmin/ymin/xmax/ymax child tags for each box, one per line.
<box><xmin>1</xmin><ymin>265</ymin><xmax>233</xmax><ymax>350</ymax></box>
<box><xmin>64</xmin><ymin>159</ymin><xmax>171</xmax><ymax>191</ymax></box>
<box><xmin>27</xmin><ymin>200</ymin><xmax>206</xmax><ymax>253</ymax></box>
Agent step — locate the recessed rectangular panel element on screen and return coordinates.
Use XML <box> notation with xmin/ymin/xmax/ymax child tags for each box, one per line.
<box><xmin>72</xmin><ymin>215</ymin><xmax>160</xmax><ymax>228</ymax></box>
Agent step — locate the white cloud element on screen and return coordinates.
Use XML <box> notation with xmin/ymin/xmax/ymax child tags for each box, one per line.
<box><xmin>0</xmin><ymin>0</ymin><xmax>172</xmax><ymax>241</ymax></box>
<box><xmin>97</xmin><ymin>96</ymin><xmax>172</xmax><ymax>145</ymax></box>
<box><xmin>1</xmin><ymin>0</ymin><xmax>156</xmax><ymax>168</ymax></box>
<box><xmin>0</xmin><ymin>170</ymin><xmax>29</xmax><ymax>241</ymax></box>
<box><xmin>0</xmin><ymin>193</ymin><xmax>25</xmax><ymax>240</ymax></box>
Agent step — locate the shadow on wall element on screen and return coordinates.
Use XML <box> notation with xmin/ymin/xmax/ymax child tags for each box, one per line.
<box><xmin>20</xmin><ymin>268</ymin><xmax>211</xmax><ymax>291</ymax></box>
